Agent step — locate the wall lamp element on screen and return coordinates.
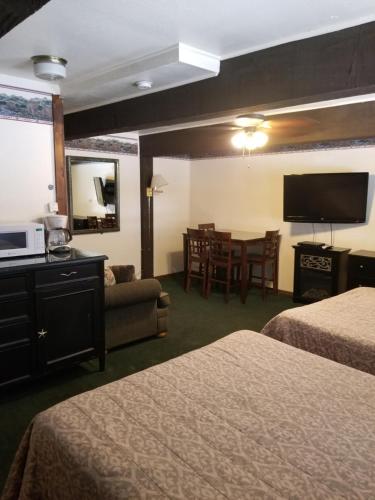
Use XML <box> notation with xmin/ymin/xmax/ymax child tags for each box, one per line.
<box><xmin>146</xmin><ymin>174</ymin><xmax>168</xmax><ymax>197</ymax></box>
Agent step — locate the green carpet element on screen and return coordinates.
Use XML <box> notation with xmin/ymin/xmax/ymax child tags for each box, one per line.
<box><xmin>0</xmin><ymin>274</ymin><xmax>295</xmax><ymax>491</ymax></box>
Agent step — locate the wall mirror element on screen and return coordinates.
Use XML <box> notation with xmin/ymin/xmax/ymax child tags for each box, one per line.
<box><xmin>66</xmin><ymin>156</ymin><xmax>120</xmax><ymax>234</ymax></box>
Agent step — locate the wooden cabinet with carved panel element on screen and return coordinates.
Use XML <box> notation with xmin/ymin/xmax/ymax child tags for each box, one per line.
<box><xmin>0</xmin><ymin>250</ymin><xmax>107</xmax><ymax>389</ymax></box>
<box><xmin>292</xmin><ymin>244</ymin><xmax>350</xmax><ymax>304</ymax></box>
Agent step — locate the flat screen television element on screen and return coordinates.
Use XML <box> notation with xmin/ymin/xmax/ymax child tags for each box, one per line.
<box><xmin>283</xmin><ymin>172</ymin><xmax>369</xmax><ymax>223</ymax></box>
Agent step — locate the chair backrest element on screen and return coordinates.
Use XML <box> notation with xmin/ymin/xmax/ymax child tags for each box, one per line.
<box><xmin>187</xmin><ymin>228</ymin><xmax>208</xmax><ymax>258</ymax></box>
<box><xmin>208</xmin><ymin>230</ymin><xmax>232</xmax><ymax>263</ymax></box>
<box><xmin>264</xmin><ymin>230</ymin><xmax>280</xmax><ymax>259</ymax></box>
<box><xmin>198</xmin><ymin>223</ymin><xmax>215</xmax><ymax>231</ymax></box>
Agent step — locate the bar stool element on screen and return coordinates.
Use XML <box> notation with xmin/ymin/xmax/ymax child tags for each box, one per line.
<box><xmin>206</xmin><ymin>230</ymin><xmax>241</xmax><ymax>303</ymax></box>
<box><xmin>198</xmin><ymin>223</ymin><xmax>215</xmax><ymax>230</ymax></box>
<box><xmin>185</xmin><ymin>228</ymin><xmax>209</xmax><ymax>295</ymax></box>
<box><xmin>248</xmin><ymin>230</ymin><xmax>280</xmax><ymax>299</ymax></box>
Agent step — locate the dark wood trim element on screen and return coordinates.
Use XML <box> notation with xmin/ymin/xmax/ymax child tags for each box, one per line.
<box><xmin>139</xmin><ymin>100</ymin><xmax>375</xmax><ymax>158</ymax></box>
<box><xmin>52</xmin><ymin>95</ymin><xmax>68</xmax><ymax>215</ymax></box>
<box><xmin>0</xmin><ymin>0</ymin><xmax>50</xmax><ymax>38</ymax></box>
<box><xmin>65</xmin><ymin>21</ymin><xmax>375</xmax><ymax>140</ymax></box>
<box><xmin>139</xmin><ymin>143</ymin><xmax>153</xmax><ymax>278</ymax></box>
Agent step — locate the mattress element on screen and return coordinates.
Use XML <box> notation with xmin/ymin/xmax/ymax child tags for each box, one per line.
<box><xmin>262</xmin><ymin>286</ymin><xmax>375</xmax><ymax>374</ymax></box>
<box><xmin>3</xmin><ymin>330</ymin><xmax>375</xmax><ymax>499</ymax></box>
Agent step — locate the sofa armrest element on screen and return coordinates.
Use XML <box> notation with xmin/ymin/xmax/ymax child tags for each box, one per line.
<box><xmin>105</xmin><ymin>278</ymin><xmax>162</xmax><ymax>309</ymax></box>
<box><xmin>158</xmin><ymin>291</ymin><xmax>171</xmax><ymax>308</ymax></box>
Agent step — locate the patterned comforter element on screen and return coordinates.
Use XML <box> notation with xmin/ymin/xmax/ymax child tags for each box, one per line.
<box><xmin>3</xmin><ymin>330</ymin><xmax>375</xmax><ymax>499</ymax></box>
<box><xmin>262</xmin><ymin>287</ymin><xmax>375</xmax><ymax>375</ymax></box>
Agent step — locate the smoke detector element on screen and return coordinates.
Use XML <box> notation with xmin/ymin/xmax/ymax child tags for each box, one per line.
<box><xmin>133</xmin><ymin>80</ymin><xmax>153</xmax><ymax>90</ymax></box>
<box><xmin>31</xmin><ymin>55</ymin><xmax>67</xmax><ymax>81</ymax></box>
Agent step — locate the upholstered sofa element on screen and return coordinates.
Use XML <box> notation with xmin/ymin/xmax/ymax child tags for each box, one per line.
<box><xmin>105</xmin><ymin>265</ymin><xmax>170</xmax><ymax>350</ymax></box>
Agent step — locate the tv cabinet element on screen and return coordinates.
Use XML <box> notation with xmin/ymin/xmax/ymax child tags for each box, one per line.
<box><xmin>292</xmin><ymin>244</ymin><xmax>350</xmax><ymax>303</ymax></box>
<box><xmin>0</xmin><ymin>250</ymin><xmax>107</xmax><ymax>389</ymax></box>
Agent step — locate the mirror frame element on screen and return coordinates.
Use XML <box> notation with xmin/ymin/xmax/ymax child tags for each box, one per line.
<box><xmin>66</xmin><ymin>155</ymin><xmax>120</xmax><ymax>235</ymax></box>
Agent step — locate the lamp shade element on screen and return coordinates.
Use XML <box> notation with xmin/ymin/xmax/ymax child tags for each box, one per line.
<box><xmin>151</xmin><ymin>174</ymin><xmax>168</xmax><ymax>190</ymax></box>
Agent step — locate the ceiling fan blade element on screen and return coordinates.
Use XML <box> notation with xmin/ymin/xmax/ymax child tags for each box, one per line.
<box><xmin>266</xmin><ymin>117</ymin><xmax>319</xmax><ymax>129</ymax></box>
<box><xmin>263</xmin><ymin>117</ymin><xmax>319</xmax><ymax>137</ymax></box>
<box><xmin>210</xmin><ymin>124</ymin><xmax>242</xmax><ymax>131</ymax></box>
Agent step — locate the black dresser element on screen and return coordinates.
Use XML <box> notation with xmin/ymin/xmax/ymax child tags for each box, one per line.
<box><xmin>347</xmin><ymin>250</ymin><xmax>375</xmax><ymax>289</ymax></box>
<box><xmin>0</xmin><ymin>249</ymin><xmax>107</xmax><ymax>389</ymax></box>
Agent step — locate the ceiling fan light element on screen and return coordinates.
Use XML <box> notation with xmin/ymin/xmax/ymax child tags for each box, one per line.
<box><xmin>234</xmin><ymin>114</ymin><xmax>265</xmax><ymax>128</ymax></box>
<box><xmin>245</xmin><ymin>134</ymin><xmax>258</xmax><ymax>151</ymax></box>
<box><xmin>231</xmin><ymin>131</ymin><xmax>247</xmax><ymax>149</ymax></box>
<box><xmin>251</xmin><ymin>130</ymin><xmax>269</xmax><ymax>148</ymax></box>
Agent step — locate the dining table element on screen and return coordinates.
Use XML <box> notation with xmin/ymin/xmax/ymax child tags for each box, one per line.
<box><xmin>183</xmin><ymin>229</ymin><xmax>270</xmax><ymax>303</ymax></box>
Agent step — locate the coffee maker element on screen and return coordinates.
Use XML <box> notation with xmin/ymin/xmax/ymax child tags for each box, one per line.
<box><xmin>44</xmin><ymin>215</ymin><xmax>72</xmax><ymax>253</ymax></box>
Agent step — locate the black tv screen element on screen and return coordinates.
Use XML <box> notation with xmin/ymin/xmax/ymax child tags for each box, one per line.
<box><xmin>283</xmin><ymin>172</ymin><xmax>369</xmax><ymax>223</ymax></box>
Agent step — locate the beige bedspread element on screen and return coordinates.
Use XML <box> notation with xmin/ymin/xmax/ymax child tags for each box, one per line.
<box><xmin>262</xmin><ymin>287</ymin><xmax>375</xmax><ymax>374</ymax></box>
<box><xmin>3</xmin><ymin>330</ymin><xmax>375</xmax><ymax>500</ymax></box>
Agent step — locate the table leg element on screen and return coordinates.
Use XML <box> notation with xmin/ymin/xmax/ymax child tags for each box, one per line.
<box><xmin>183</xmin><ymin>233</ymin><xmax>188</xmax><ymax>289</ymax></box>
<box><xmin>240</xmin><ymin>242</ymin><xmax>248</xmax><ymax>304</ymax></box>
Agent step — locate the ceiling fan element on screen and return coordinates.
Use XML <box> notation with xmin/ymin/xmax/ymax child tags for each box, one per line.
<box><xmin>218</xmin><ymin>113</ymin><xmax>318</xmax><ymax>151</ymax></box>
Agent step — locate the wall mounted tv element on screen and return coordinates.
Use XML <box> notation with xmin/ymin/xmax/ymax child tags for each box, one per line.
<box><xmin>283</xmin><ymin>172</ymin><xmax>369</xmax><ymax>223</ymax></box>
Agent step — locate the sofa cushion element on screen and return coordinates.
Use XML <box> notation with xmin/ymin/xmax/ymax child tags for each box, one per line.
<box><xmin>104</xmin><ymin>266</ymin><xmax>116</xmax><ymax>287</ymax></box>
<box><xmin>110</xmin><ymin>265</ymin><xmax>135</xmax><ymax>284</ymax></box>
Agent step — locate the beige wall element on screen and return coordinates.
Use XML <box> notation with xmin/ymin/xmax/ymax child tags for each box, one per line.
<box><xmin>0</xmin><ymin>75</ymin><xmax>58</xmax><ymax>225</ymax></box>
<box><xmin>191</xmin><ymin>147</ymin><xmax>375</xmax><ymax>292</ymax></box>
<box><xmin>153</xmin><ymin>157</ymin><xmax>191</xmax><ymax>276</ymax></box>
<box><xmin>66</xmin><ymin>149</ymin><xmax>141</xmax><ymax>274</ymax></box>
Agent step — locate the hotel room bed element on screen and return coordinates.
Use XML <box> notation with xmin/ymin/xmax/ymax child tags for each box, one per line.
<box><xmin>3</xmin><ymin>330</ymin><xmax>375</xmax><ymax>500</ymax></box>
<box><xmin>262</xmin><ymin>286</ymin><xmax>375</xmax><ymax>375</ymax></box>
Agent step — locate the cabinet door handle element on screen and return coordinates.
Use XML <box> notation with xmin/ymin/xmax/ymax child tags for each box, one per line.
<box><xmin>38</xmin><ymin>329</ymin><xmax>48</xmax><ymax>338</ymax></box>
<box><xmin>60</xmin><ymin>271</ymin><xmax>78</xmax><ymax>277</ymax></box>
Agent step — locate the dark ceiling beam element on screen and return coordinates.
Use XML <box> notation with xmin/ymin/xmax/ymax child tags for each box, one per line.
<box><xmin>0</xmin><ymin>0</ymin><xmax>50</xmax><ymax>38</ymax></box>
<box><xmin>65</xmin><ymin>21</ymin><xmax>375</xmax><ymax>140</ymax></box>
<box><xmin>139</xmin><ymin>101</ymin><xmax>375</xmax><ymax>158</ymax></box>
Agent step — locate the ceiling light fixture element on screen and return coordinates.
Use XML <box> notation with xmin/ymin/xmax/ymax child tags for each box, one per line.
<box><xmin>231</xmin><ymin>129</ymin><xmax>269</xmax><ymax>151</ymax></box>
<box><xmin>234</xmin><ymin>114</ymin><xmax>265</xmax><ymax>128</ymax></box>
<box><xmin>134</xmin><ymin>80</ymin><xmax>153</xmax><ymax>90</ymax></box>
<box><xmin>231</xmin><ymin>114</ymin><xmax>269</xmax><ymax>151</ymax></box>
<box><xmin>31</xmin><ymin>55</ymin><xmax>67</xmax><ymax>81</ymax></box>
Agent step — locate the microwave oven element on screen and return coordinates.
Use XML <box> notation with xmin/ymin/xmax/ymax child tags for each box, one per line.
<box><xmin>0</xmin><ymin>223</ymin><xmax>46</xmax><ymax>259</ymax></box>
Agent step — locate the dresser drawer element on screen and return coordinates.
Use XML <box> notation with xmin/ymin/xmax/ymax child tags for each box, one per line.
<box><xmin>0</xmin><ymin>343</ymin><xmax>32</xmax><ymax>386</ymax></box>
<box><xmin>0</xmin><ymin>275</ymin><xmax>28</xmax><ymax>299</ymax></box>
<box><xmin>348</xmin><ymin>257</ymin><xmax>375</xmax><ymax>278</ymax></box>
<box><xmin>348</xmin><ymin>276</ymin><xmax>375</xmax><ymax>289</ymax></box>
<box><xmin>0</xmin><ymin>319</ymin><xmax>32</xmax><ymax>347</ymax></box>
<box><xmin>0</xmin><ymin>300</ymin><xmax>32</xmax><ymax>321</ymax></box>
<box><xmin>35</xmin><ymin>263</ymin><xmax>99</xmax><ymax>286</ymax></box>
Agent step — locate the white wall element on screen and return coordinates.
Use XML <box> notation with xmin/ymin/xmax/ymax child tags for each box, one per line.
<box><xmin>190</xmin><ymin>147</ymin><xmax>375</xmax><ymax>292</ymax></box>
<box><xmin>0</xmin><ymin>75</ymin><xmax>57</xmax><ymax>223</ymax></box>
<box><xmin>66</xmin><ymin>149</ymin><xmax>141</xmax><ymax>274</ymax></box>
<box><xmin>153</xmin><ymin>157</ymin><xmax>191</xmax><ymax>276</ymax></box>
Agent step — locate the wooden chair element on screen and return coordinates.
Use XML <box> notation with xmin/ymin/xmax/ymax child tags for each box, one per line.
<box><xmin>198</xmin><ymin>223</ymin><xmax>215</xmax><ymax>230</ymax></box>
<box><xmin>248</xmin><ymin>230</ymin><xmax>280</xmax><ymax>299</ymax></box>
<box><xmin>206</xmin><ymin>231</ymin><xmax>241</xmax><ymax>303</ymax></box>
<box><xmin>185</xmin><ymin>228</ymin><xmax>209</xmax><ymax>295</ymax></box>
